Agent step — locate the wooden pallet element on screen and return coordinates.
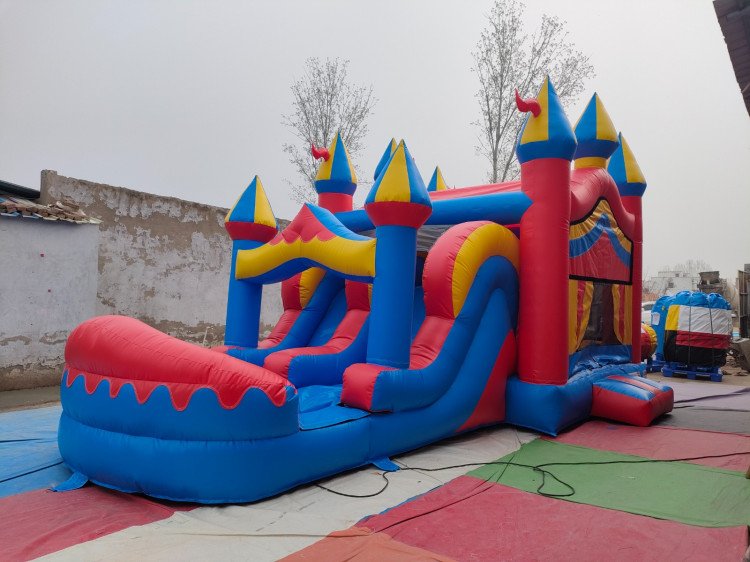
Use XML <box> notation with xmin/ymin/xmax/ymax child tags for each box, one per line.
<box><xmin>661</xmin><ymin>363</ymin><xmax>723</xmax><ymax>382</ymax></box>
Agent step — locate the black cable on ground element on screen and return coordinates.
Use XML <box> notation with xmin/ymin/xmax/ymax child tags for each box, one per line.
<box><xmin>315</xmin><ymin>450</ymin><xmax>750</xmax><ymax>500</ymax></box>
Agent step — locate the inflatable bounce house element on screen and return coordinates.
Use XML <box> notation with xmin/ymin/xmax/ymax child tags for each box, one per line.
<box><xmin>651</xmin><ymin>291</ymin><xmax>732</xmax><ymax>381</ymax></box>
<box><xmin>58</xmin><ymin>78</ymin><xmax>674</xmax><ymax>503</ymax></box>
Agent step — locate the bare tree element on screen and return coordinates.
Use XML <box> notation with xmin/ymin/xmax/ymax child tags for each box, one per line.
<box><xmin>282</xmin><ymin>58</ymin><xmax>376</xmax><ymax>203</ymax></box>
<box><xmin>472</xmin><ymin>0</ymin><xmax>595</xmax><ymax>183</ymax></box>
<box><xmin>670</xmin><ymin>260</ymin><xmax>714</xmax><ymax>275</ymax></box>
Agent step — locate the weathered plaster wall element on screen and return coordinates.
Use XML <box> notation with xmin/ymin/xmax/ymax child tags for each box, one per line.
<box><xmin>41</xmin><ymin>170</ymin><xmax>282</xmax><ymax>347</ymax></box>
<box><xmin>0</xmin><ymin>218</ymin><xmax>99</xmax><ymax>390</ymax></box>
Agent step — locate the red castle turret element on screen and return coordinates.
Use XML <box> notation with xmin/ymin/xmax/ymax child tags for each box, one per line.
<box><xmin>608</xmin><ymin>133</ymin><xmax>647</xmax><ymax>364</ymax></box>
<box><xmin>515</xmin><ymin>77</ymin><xmax>577</xmax><ymax>385</ymax></box>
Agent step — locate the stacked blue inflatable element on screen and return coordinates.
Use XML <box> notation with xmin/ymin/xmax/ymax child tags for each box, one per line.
<box><xmin>652</xmin><ymin>291</ymin><xmax>732</xmax><ymax>381</ymax></box>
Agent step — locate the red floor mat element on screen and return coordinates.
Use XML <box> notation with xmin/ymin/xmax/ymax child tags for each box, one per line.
<box><xmin>282</xmin><ymin>527</ymin><xmax>453</xmax><ymax>561</ymax></box>
<box><xmin>0</xmin><ymin>487</ymin><xmax>193</xmax><ymax>561</ymax></box>
<box><xmin>552</xmin><ymin>421</ymin><xmax>750</xmax><ymax>471</ymax></box>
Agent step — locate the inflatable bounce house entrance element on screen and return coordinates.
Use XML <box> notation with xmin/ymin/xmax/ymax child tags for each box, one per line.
<box><xmin>58</xmin><ymin>79</ymin><xmax>674</xmax><ymax>503</ymax></box>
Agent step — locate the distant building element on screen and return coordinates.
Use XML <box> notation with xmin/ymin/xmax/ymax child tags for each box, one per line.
<box><xmin>736</xmin><ymin>265</ymin><xmax>749</xmax><ymax>337</ymax></box>
<box><xmin>643</xmin><ymin>270</ymin><xmax>700</xmax><ymax>297</ymax></box>
<box><xmin>698</xmin><ymin>270</ymin><xmax>739</xmax><ymax>311</ymax></box>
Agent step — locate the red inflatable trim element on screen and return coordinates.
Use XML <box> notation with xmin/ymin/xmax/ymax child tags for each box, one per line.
<box><xmin>591</xmin><ymin>379</ymin><xmax>673</xmax><ymax>427</ymax></box>
<box><xmin>224</xmin><ymin>222</ymin><xmax>277</xmax><ymax>242</ymax></box>
<box><xmin>429</xmin><ymin>181</ymin><xmax>521</xmax><ymax>200</ymax></box>
<box><xmin>606</xmin><ymin>375</ymin><xmax>660</xmax><ymax>392</ymax></box>
<box><xmin>408</xmin><ymin>317</ymin><xmax>453</xmax><ymax>369</ymax></box>
<box><xmin>570</xmin><ymin>168</ymin><xmax>636</xmax><ymax>239</ymax></box>
<box><xmin>259</xmin><ymin>310</ymin><xmax>301</xmax><ymax>349</ymax></box>
<box><xmin>517</xmin><ymin>158</ymin><xmax>570</xmax><ymax>385</ymax></box>
<box><xmin>262</xmin><ymin>281</ymin><xmax>369</xmax><ymax>371</ymax></box>
<box><xmin>340</xmin><ymin>363</ymin><xmax>395</xmax><ymax>410</ymax></box>
<box><xmin>341</xmin><ymin>317</ymin><xmax>453</xmax><ymax>411</ymax></box>
<box><xmin>318</xmin><ymin>192</ymin><xmax>352</xmax><ymax>213</ymax></box>
<box><xmin>344</xmin><ymin>280</ymin><xmax>371</xmax><ymax>311</ymax></box>
<box><xmin>569</xmin><ymin>230</ymin><xmax>631</xmax><ymax>283</ymax></box>
<box><xmin>264</xmin><ymin>310</ymin><xmax>368</xmax><ymax>377</ymax></box>
<box><xmin>65</xmin><ymin>315</ymin><xmax>292</xmax><ymax>410</ymax></box>
<box><xmin>422</xmin><ymin>221</ymin><xmax>489</xmax><ymax>319</ymax></box>
<box><xmin>281</xmin><ymin>272</ymin><xmax>306</xmax><ymax>310</ymax></box>
<box><xmin>675</xmin><ymin>332</ymin><xmax>730</xmax><ymax>350</ymax></box>
<box><xmin>266</xmin><ymin>205</ymin><xmax>338</xmax><ymax>246</ymax></box>
<box><xmin>457</xmin><ymin>330</ymin><xmax>516</xmax><ymax>431</ymax></box>
<box><xmin>364</xmin><ymin>202</ymin><xmax>432</xmax><ymax>227</ymax></box>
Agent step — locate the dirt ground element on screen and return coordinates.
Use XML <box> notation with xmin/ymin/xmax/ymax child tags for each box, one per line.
<box><xmin>0</xmin><ymin>385</ymin><xmax>60</xmax><ymax>413</ymax></box>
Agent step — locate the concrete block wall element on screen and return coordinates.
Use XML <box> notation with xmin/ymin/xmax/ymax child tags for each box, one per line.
<box><xmin>0</xmin><ymin>218</ymin><xmax>99</xmax><ymax>390</ymax></box>
<box><xmin>41</xmin><ymin>171</ymin><xmax>283</xmax><ymax>349</ymax></box>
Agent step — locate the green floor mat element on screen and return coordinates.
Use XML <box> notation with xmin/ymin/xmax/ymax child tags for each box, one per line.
<box><xmin>469</xmin><ymin>439</ymin><xmax>750</xmax><ymax>527</ymax></box>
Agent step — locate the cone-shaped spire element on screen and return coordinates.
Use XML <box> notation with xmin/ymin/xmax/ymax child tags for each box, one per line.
<box><xmin>225</xmin><ymin>175</ymin><xmax>278</xmax><ymax>241</ymax></box>
<box><xmin>515</xmin><ymin>77</ymin><xmax>577</xmax><ymax>164</ymax></box>
<box><xmin>427</xmin><ymin>166</ymin><xmax>448</xmax><ymax>192</ymax></box>
<box><xmin>365</xmin><ymin>140</ymin><xmax>432</xmax><ymax>227</ymax></box>
<box><xmin>573</xmin><ymin>93</ymin><xmax>619</xmax><ymax>167</ymax></box>
<box><xmin>373</xmin><ymin>138</ymin><xmax>398</xmax><ymax>180</ymax></box>
<box><xmin>314</xmin><ymin>131</ymin><xmax>358</xmax><ymax>195</ymax></box>
<box><xmin>608</xmin><ymin>133</ymin><xmax>646</xmax><ymax>197</ymax></box>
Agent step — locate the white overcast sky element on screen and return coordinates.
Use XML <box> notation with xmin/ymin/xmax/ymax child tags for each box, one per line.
<box><xmin>1</xmin><ymin>0</ymin><xmax>748</xmax><ymax>279</ymax></box>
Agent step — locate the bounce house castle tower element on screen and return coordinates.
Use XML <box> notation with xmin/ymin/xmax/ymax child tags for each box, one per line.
<box><xmin>223</xmin><ymin>176</ymin><xmax>278</xmax><ymax>347</ymax></box>
<box><xmin>364</xmin><ymin>141</ymin><xmax>432</xmax><ymax>367</ymax></box>
<box><xmin>427</xmin><ymin>166</ymin><xmax>448</xmax><ymax>192</ymax></box>
<box><xmin>312</xmin><ymin>132</ymin><xmax>358</xmax><ymax>213</ymax></box>
<box><xmin>374</xmin><ymin>138</ymin><xmax>398</xmax><ymax>181</ymax></box>
<box><xmin>55</xmin><ymin>78</ymin><xmax>674</xmax><ymax>504</ymax></box>
<box><xmin>515</xmin><ymin>78</ymin><xmax>576</xmax><ymax>385</ymax></box>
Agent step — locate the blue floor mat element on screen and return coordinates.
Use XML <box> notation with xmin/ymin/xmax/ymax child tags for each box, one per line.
<box><xmin>0</xmin><ymin>406</ymin><xmax>71</xmax><ymax>498</ymax></box>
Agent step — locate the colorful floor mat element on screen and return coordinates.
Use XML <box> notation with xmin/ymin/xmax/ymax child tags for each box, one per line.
<box><xmin>2</xmin><ymin>384</ymin><xmax>749</xmax><ymax>560</ymax></box>
<box><xmin>288</xmin><ymin>413</ymin><xmax>750</xmax><ymax>561</ymax></box>
<box><xmin>0</xmin><ymin>488</ymin><xmax>191</xmax><ymax>561</ymax></box>
<box><xmin>469</xmin><ymin>438</ymin><xmax>750</xmax><ymax>527</ymax></box>
<box><xmin>551</xmin><ymin>420</ymin><xmax>750</xmax><ymax>471</ymax></box>
<box><xmin>285</xmin><ymin>477</ymin><xmax>748</xmax><ymax>562</ymax></box>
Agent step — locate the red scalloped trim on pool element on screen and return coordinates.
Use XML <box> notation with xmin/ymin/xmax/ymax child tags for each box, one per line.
<box><xmin>64</xmin><ymin>315</ymin><xmax>292</xmax><ymax>410</ymax></box>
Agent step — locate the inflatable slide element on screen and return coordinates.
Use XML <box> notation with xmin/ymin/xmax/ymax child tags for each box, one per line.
<box><xmin>57</xmin><ymin>78</ymin><xmax>674</xmax><ymax>503</ymax></box>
